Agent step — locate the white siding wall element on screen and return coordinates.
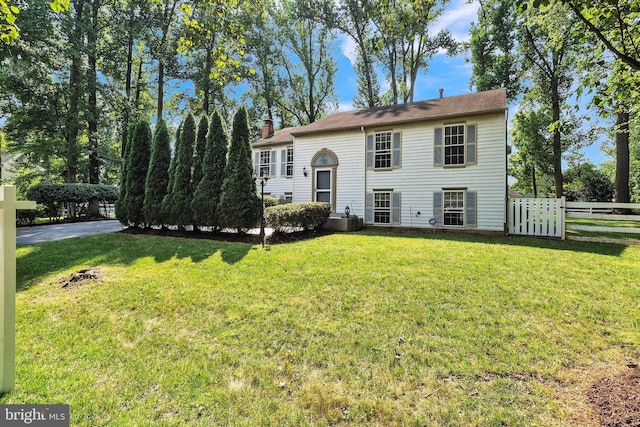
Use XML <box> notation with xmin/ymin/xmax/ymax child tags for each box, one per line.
<box><xmin>252</xmin><ymin>145</ymin><xmax>294</xmax><ymax>200</ymax></box>
<box><xmin>365</xmin><ymin>113</ymin><xmax>507</xmax><ymax>231</ymax></box>
<box><xmin>293</xmin><ymin>131</ymin><xmax>365</xmax><ymax>216</ymax></box>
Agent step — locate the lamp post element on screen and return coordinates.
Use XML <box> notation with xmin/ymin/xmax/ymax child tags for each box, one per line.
<box><xmin>255</xmin><ymin>173</ymin><xmax>269</xmax><ymax>247</ymax></box>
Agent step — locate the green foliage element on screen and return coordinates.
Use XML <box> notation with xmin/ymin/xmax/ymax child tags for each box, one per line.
<box><xmin>469</xmin><ymin>0</ymin><xmax>521</xmax><ymax>102</ymax></box>
<box><xmin>123</xmin><ymin>120</ymin><xmax>152</xmax><ymax>227</ymax></box>
<box><xmin>26</xmin><ymin>183</ymin><xmax>118</xmax><ymax>219</ymax></box>
<box><xmin>263</xmin><ymin>195</ymin><xmax>278</xmax><ymax>208</ymax></box>
<box><xmin>144</xmin><ymin>119</ymin><xmax>172</xmax><ymax>227</ymax></box>
<box><xmin>167</xmin><ymin>113</ymin><xmax>196</xmax><ymax>229</ymax></box>
<box><xmin>0</xmin><ymin>0</ymin><xmax>19</xmax><ymax>44</ymax></box>
<box><xmin>265</xmin><ymin>201</ymin><xmax>330</xmax><ymax>232</ymax></box>
<box><xmin>191</xmin><ymin>114</ymin><xmax>208</xmax><ymax>198</ymax></box>
<box><xmin>162</xmin><ymin>123</ymin><xmax>181</xmax><ymax>222</ymax></box>
<box><xmin>564</xmin><ymin>162</ymin><xmax>614</xmax><ymax>202</ymax></box>
<box><xmin>191</xmin><ymin>111</ymin><xmax>228</xmax><ymax>230</ymax></box>
<box><xmin>217</xmin><ymin>107</ymin><xmax>260</xmax><ymax>233</ymax></box>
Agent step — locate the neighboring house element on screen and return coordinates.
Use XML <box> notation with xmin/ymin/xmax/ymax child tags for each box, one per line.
<box><xmin>253</xmin><ymin>88</ymin><xmax>508</xmax><ymax>232</ymax></box>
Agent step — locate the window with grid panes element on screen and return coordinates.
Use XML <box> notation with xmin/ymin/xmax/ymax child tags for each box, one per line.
<box><xmin>374</xmin><ymin>192</ymin><xmax>391</xmax><ymax>224</ymax></box>
<box><xmin>285</xmin><ymin>148</ymin><xmax>293</xmax><ymax>177</ymax></box>
<box><xmin>374</xmin><ymin>132</ymin><xmax>392</xmax><ymax>169</ymax></box>
<box><xmin>444</xmin><ymin>125</ymin><xmax>465</xmax><ymax>165</ymax></box>
<box><xmin>443</xmin><ymin>190</ymin><xmax>464</xmax><ymax>226</ymax></box>
<box><xmin>259</xmin><ymin>150</ymin><xmax>270</xmax><ymax>177</ymax></box>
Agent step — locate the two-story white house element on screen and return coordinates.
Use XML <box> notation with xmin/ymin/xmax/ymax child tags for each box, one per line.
<box><xmin>253</xmin><ymin>88</ymin><xmax>508</xmax><ymax>233</ymax></box>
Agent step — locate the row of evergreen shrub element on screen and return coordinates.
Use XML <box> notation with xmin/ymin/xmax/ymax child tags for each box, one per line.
<box><xmin>264</xmin><ymin>202</ymin><xmax>331</xmax><ymax>232</ymax></box>
<box><xmin>116</xmin><ymin>108</ymin><xmax>262</xmax><ymax>233</ymax></box>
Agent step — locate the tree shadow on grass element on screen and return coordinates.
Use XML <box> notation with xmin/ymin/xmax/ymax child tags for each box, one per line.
<box><xmin>356</xmin><ymin>228</ymin><xmax>629</xmax><ymax>257</ymax></box>
<box><xmin>15</xmin><ymin>231</ymin><xmax>254</xmax><ymax>292</ymax></box>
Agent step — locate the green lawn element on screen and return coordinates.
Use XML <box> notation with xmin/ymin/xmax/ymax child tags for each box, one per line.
<box><xmin>3</xmin><ymin>231</ymin><xmax>639</xmax><ymax>426</ymax></box>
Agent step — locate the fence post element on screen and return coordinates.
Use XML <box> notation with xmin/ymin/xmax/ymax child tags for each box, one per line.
<box><xmin>0</xmin><ymin>185</ymin><xmax>36</xmax><ymax>393</ymax></box>
<box><xmin>560</xmin><ymin>196</ymin><xmax>566</xmax><ymax>240</ymax></box>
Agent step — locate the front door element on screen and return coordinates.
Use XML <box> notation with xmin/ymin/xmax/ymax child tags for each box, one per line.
<box><xmin>315</xmin><ymin>169</ymin><xmax>331</xmax><ymax>209</ymax></box>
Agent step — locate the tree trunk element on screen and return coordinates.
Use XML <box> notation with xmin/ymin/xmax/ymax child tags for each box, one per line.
<box><xmin>551</xmin><ymin>77</ymin><xmax>563</xmax><ymax>197</ymax></box>
<box><xmin>87</xmin><ymin>0</ymin><xmax>101</xmax><ymax>217</ymax></box>
<box><xmin>66</xmin><ymin>0</ymin><xmax>84</xmax><ymax>188</ymax></box>
<box><xmin>531</xmin><ymin>164</ymin><xmax>538</xmax><ymax>198</ymax></box>
<box><xmin>121</xmin><ymin>26</ymin><xmax>134</xmax><ymax>158</ymax></box>
<box><xmin>615</xmin><ymin>110</ymin><xmax>630</xmax><ymax>205</ymax></box>
<box><xmin>157</xmin><ymin>59</ymin><xmax>164</xmax><ymax>121</ymax></box>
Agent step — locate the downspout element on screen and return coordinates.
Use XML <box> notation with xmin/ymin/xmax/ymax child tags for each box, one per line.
<box><xmin>361</xmin><ymin>126</ymin><xmax>366</xmax><ymax>220</ymax></box>
<box><xmin>504</xmin><ymin>109</ymin><xmax>509</xmax><ymax>236</ymax></box>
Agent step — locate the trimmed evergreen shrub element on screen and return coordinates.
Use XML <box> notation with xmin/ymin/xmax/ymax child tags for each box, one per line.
<box><xmin>192</xmin><ymin>114</ymin><xmax>208</xmax><ymax>199</ymax></box>
<box><xmin>115</xmin><ymin>124</ymin><xmax>135</xmax><ymax>225</ymax></box>
<box><xmin>264</xmin><ymin>202</ymin><xmax>330</xmax><ymax>232</ymax></box>
<box><xmin>217</xmin><ymin>107</ymin><xmax>261</xmax><ymax>233</ymax></box>
<box><xmin>168</xmin><ymin>113</ymin><xmax>196</xmax><ymax>230</ymax></box>
<box><xmin>191</xmin><ymin>111</ymin><xmax>228</xmax><ymax>230</ymax></box>
<box><xmin>143</xmin><ymin>119</ymin><xmax>172</xmax><ymax>227</ymax></box>
<box><xmin>161</xmin><ymin>122</ymin><xmax>181</xmax><ymax>224</ymax></box>
<box><xmin>123</xmin><ymin>119</ymin><xmax>152</xmax><ymax>227</ymax></box>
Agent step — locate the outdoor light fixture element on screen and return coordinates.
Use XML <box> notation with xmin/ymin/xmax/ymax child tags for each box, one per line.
<box><xmin>345</xmin><ymin>205</ymin><xmax>350</xmax><ymax>218</ymax></box>
<box><xmin>302</xmin><ymin>166</ymin><xmax>308</xmax><ymax>177</ymax></box>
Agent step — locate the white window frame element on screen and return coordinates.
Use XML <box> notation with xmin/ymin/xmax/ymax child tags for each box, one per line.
<box><xmin>374</xmin><ymin>131</ymin><xmax>392</xmax><ymax>169</ymax></box>
<box><xmin>373</xmin><ymin>192</ymin><xmax>391</xmax><ymax>224</ymax></box>
<box><xmin>285</xmin><ymin>147</ymin><xmax>294</xmax><ymax>177</ymax></box>
<box><xmin>444</xmin><ymin>124</ymin><xmax>465</xmax><ymax>166</ymax></box>
<box><xmin>443</xmin><ymin>190</ymin><xmax>465</xmax><ymax>227</ymax></box>
<box><xmin>259</xmin><ymin>150</ymin><xmax>271</xmax><ymax>177</ymax></box>
<box><xmin>284</xmin><ymin>192</ymin><xmax>293</xmax><ymax>202</ymax></box>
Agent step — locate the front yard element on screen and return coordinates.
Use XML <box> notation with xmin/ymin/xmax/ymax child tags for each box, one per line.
<box><xmin>3</xmin><ymin>231</ymin><xmax>639</xmax><ymax>425</ymax></box>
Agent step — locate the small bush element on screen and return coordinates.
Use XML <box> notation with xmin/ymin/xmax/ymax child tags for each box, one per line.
<box><xmin>277</xmin><ymin>198</ymin><xmax>292</xmax><ymax>205</ymax></box>
<box><xmin>263</xmin><ymin>195</ymin><xmax>278</xmax><ymax>208</ymax></box>
<box><xmin>265</xmin><ymin>202</ymin><xmax>330</xmax><ymax>232</ymax></box>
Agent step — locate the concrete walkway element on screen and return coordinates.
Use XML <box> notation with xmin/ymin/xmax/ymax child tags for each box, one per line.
<box><xmin>16</xmin><ymin>220</ymin><xmax>126</xmax><ymax>246</ymax></box>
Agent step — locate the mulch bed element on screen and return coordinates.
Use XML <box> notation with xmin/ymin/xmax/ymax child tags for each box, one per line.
<box><xmin>119</xmin><ymin>226</ymin><xmax>335</xmax><ymax>245</ymax></box>
<box><xmin>587</xmin><ymin>367</ymin><xmax>640</xmax><ymax>426</ymax></box>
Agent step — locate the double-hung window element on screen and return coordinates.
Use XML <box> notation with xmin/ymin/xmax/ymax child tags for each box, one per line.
<box><xmin>281</xmin><ymin>147</ymin><xmax>294</xmax><ymax>177</ymax></box>
<box><xmin>434</xmin><ymin>124</ymin><xmax>477</xmax><ymax>167</ymax></box>
<box><xmin>259</xmin><ymin>150</ymin><xmax>271</xmax><ymax>177</ymax></box>
<box><xmin>444</xmin><ymin>125</ymin><xmax>465</xmax><ymax>165</ymax></box>
<box><xmin>443</xmin><ymin>190</ymin><xmax>464</xmax><ymax>226</ymax></box>
<box><xmin>365</xmin><ymin>191</ymin><xmax>401</xmax><ymax>225</ymax></box>
<box><xmin>433</xmin><ymin>189</ymin><xmax>477</xmax><ymax>228</ymax></box>
<box><xmin>374</xmin><ymin>192</ymin><xmax>391</xmax><ymax>224</ymax></box>
<box><xmin>366</xmin><ymin>131</ymin><xmax>402</xmax><ymax>170</ymax></box>
<box><xmin>374</xmin><ymin>132</ymin><xmax>392</xmax><ymax>169</ymax></box>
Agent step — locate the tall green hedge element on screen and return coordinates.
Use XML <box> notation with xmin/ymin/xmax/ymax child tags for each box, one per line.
<box><xmin>26</xmin><ymin>183</ymin><xmax>118</xmax><ymax>219</ymax></box>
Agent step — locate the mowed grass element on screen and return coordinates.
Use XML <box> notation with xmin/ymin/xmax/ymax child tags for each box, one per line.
<box><xmin>3</xmin><ymin>231</ymin><xmax>639</xmax><ymax>426</ymax></box>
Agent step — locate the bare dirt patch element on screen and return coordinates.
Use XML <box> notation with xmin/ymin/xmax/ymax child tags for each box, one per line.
<box><xmin>60</xmin><ymin>268</ymin><xmax>102</xmax><ymax>289</ymax></box>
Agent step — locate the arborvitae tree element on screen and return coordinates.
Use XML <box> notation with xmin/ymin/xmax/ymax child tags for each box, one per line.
<box><xmin>169</xmin><ymin>112</ymin><xmax>196</xmax><ymax>229</ymax></box>
<box><xmin>162</xmin><ymin>122</ymin><xmax>181</xmax><ymax>224</ymax></box>
<box><xmin>218</xmin><ymin>107</ymin><xmax>261</xmax><ymax>233</ymax></box>
<box><xmin>143</xmin><ymin>119</ymin><xmax>172</xmax><ymax>227</ymax></box>
<box><xmin>192</xmin><ymin>114</ymin><xmax>208</xmax><ymax>192</ymax></box>
<box><xmin>115</xmin><ymin>124</ymin><xmax>136</xmax><ymax>225</ymax></box>
<box><xmin>191</xmin><ymin>110</ymin><xmax>228</xmax><ymax>230</ymax></box>
<box><xmin>123</xmin><ymin>119</ymin><xmax>152</xmax><ymax>227</ymax></box>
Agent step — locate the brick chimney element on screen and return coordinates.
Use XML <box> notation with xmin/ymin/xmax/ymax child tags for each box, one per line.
<box><xmin>261</xmin><ymin>118</ymin><xmax>274</xmax><ymax>139</ymax></box>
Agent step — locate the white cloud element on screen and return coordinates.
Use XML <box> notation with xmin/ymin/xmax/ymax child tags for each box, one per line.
<box><xmin>340</xmin><ymin>36</ymin><xmax>359</xmax><ymax>68</ymax></box>
<box><xmin>430</xmin><ymin>0</ymin><xmax>480</xmax><ymax>43</ymax></box>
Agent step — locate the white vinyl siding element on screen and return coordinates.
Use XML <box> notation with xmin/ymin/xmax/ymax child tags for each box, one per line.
<box><xmin>253</xmin><ymin>145</ymin><xmax>294</xmax><ymax>200</ymax></box>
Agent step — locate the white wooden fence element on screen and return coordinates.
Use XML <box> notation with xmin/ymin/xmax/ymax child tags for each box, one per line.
<box><xmin>508</xmin><ymin>197</ymin><xmax>565</xmax><ymax>238</ymax></box>
<box><xmin>0</xmin><ymin>185</ymin><xmax>36</xmax><ymax>393</ymax></box>
<box><xmin>508</xmin><ymin>197</ymin><xmax>640</xmax><ymax>241</ymax></box>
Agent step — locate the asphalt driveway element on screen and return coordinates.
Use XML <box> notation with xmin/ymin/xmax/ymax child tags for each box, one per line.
<box><xmin>16</xmin><ymin>220</ymin><xmax>125</xmax><ymax>246</ymax></box>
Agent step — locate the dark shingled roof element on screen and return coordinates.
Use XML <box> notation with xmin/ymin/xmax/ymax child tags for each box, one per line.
<box><xmin>254</xmin><ymin>89</ymin><xmax>506</xmax><ymax>145</ymax></box>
